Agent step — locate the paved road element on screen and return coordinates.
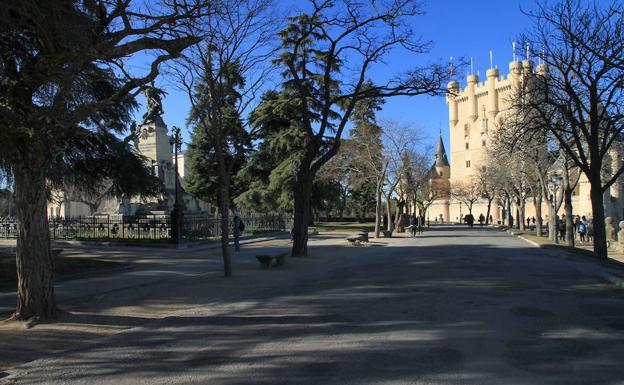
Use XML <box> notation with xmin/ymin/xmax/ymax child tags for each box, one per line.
<box><xmin>3</xmin><ymin>226</ymin><xmax>624</xmax><ymax>385</ymax></box>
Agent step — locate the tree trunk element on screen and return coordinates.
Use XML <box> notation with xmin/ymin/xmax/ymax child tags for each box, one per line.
<box><xmin>12</xmin><ymin>166</ymin><xmax>56</xmax><ymax>320</ymax></box>
<box><xmin>394</xmin><ymin>200</ymin><xmax>403</xmax><ymax>232</ymax></box>
<box><xmin>292</xmin><ymin>169</ymin><xmax>312</xmax><ymax>257</ymax></box>
<box><xmin>548</xmin><ymin>202</ymin><xmax>557</xmax><ymax>242</ymax></box>
<box><xmin>518</xmin><ymin>199</ymin><xmax>526</xmax><ymax>231</ymax></box>
<box><xmin>535</xmin><ymin>193</ymin><xmax>543</xmax><ymax>237</ymax></box>
<box><xmin>214</xmin><ymin>138</ymin><xmax>232</xmax><ymax>277</ymax></box>
<box><xmin>564</xmin><ymin>188</ymin><xmax>574</xmax><ymax>247</ymax></box>
<box><xmin>385</xmin><ymin>194</ymin><xmax>393</xmax><ymax>231</ymax></box>
<box><xmin>590</xmin><ymin>176</ymin><xmax>608</xmax><ymax>258</ymax></box>
<box><xmin>485</xmin><ymin>198</ymin><xmax>493</xmax><ymax>225</ymax></box>
<box><xmin>374</xmin><ymin>181</ymin><xmax>383</xmax><ymax>238</ymax></box>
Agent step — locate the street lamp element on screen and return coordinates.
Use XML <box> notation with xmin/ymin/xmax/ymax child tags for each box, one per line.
<box><xmin>169</xmin><ymin>126</ymin><xmax>182</xmax><ymax>244</ymax></box>
<box><xmin>459</xmin><ymin>201</ymin><xmax>463</xmax><ymax>223</ymax></box>
<box><xmin>548</xmin><ymin>172</ymin><xmax>563</xmax><ymax>244</ymax></box>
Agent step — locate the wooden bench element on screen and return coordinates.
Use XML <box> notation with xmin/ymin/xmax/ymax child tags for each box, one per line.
<box><xmin>255</xmin><ymin>252</ymin><xmax>288</xmax><ymax>269</ymax></box>
<box><xmin>346</xmin><ymin>232</ymin><xmax>369</xmax><ymax>245</ymax></box>
<box><xmin>382</xmin><ymin>230</ymin><xmax>392</xmax><ymax>238</ymax></box>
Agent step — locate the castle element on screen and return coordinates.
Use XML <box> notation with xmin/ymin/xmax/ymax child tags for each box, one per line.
<box><xmin>425</xmin><ymin>59</ymin><xmax>624</xmax><ymax>224</ymax></box>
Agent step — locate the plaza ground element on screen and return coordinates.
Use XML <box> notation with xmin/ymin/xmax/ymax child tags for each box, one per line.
<box><xmin>1</xmin><ymin>226</ymin><xmax>624</xmax><ymax>384</ymax></box>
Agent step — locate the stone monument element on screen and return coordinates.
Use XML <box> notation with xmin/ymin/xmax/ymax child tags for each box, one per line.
<box><xmin>618</xmin><ymin>220</ymin><xmax>624</xmax><ymax>253</ymax></box>
<box><xmin>606</xmin><ymin>217</ymin><xmax>617</xmax><ymax>247</ymax></box>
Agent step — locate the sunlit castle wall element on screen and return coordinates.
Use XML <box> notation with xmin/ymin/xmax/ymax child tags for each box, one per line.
<box><xmin>445</xmin><ymin>59</ymin><xmax>622</xmax><ymax>223</ymax></box>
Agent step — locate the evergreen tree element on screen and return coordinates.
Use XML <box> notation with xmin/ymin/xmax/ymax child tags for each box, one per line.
<box><xmin>0</xmin><ymin>0</ymin><xmax>195</xmax><ymax>319</ymax></box>
<box><xmin>186</xmin><ymin>59</ymin><xmax>251</xmax><ymax>276</ymax></box>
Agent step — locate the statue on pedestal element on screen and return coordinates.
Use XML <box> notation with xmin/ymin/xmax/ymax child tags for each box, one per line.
<box><xmin>606</xmin><ymin>217</ymin><xmax>617</xmax><ymax>247</ymax></box>
<box><xmin>618</xmin><ymin>221</ymin><xmax>624</xmax><ymax>253</ymax></box>
<box><xmin>142</xmin><ymin>84</ymin><xmax>165</xmax><ymax>124</ymax></box>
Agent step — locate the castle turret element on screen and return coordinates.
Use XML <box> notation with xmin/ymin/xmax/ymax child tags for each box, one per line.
<box><xmin>509</xmin><ymin>61</ymin><xmax>524</xmax><ymax>87</ymax></box>
<box><xmin>435</xmin><ymin>134</ymin><xmax>450</xmax><ymax>170</ymax></box>
<box><xmin>522</xmin><ymin>60</ymin><xmax>534</xmax><ymax>76</ymax></box>
<box><xmin>486</xmin><ymin>68</ymin><xmax>499</xmax><ymax>121</ymax></box>
<box><xmin>467</xmin><ymin>74</ymin><xmax>479</xmax><ymax>122</ymax></box>
<box><xmin>536</xmin><ymin>63</ymin><xmax>549</xmax><ymax>77</ymax></box>
<box><xmin>447</xmin><ymin>81</ymin><xmax>459</xmax><ymax>128</ymax></box>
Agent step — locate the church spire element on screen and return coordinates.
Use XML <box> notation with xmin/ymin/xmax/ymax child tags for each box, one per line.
<box><xmin>435</xmin><ymin>134</ymin><xmax>450</xmax><ymax>167</ymax></box>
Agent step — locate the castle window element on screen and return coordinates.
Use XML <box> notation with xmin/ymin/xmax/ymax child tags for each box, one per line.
<box><xmin>466</xmin><ymin>160</ymin><xmax>471</xmax><ymax>168</ymax></box>
<box><xmin>465</xmin><ymin>142</ymin><xmax>469</xmax><ymax>150</ymax></box>
<box><xmin>439</xmin><ymin>171</ymin><xmax>443</xmax><ymax>177</ymax></box>
<box><xmin>464</xmin><ymin>124</ymin><xmax>470</xmax><ymax>138</ymax></box>
<box><xmin>482</xmin><ymin>140</ymin><xmax>486</xmax><ymax>147</ymax></box>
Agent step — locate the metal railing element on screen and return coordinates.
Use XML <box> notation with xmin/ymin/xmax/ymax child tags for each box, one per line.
<box><xmin>0</xmin><ymin>213</ymin><xmax>287</xmax><ymax>241</ymax></box>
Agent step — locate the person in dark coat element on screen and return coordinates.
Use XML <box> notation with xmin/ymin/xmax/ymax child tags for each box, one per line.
<box><xmin>409</xmin><ymin>213</ymin><xmax>417</xmax><ymax>237</ymax></box>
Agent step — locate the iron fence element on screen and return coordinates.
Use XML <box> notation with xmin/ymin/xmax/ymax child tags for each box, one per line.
<box><xmin>0</xmin><ymin>213</ymin><xmax>287</xmax><ymax>241</ymax></box>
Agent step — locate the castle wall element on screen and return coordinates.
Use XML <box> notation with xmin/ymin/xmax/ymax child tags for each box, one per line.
<box><xmin>445</xmin><ymin>60</ymin><xmax>624</xmax><ymax>223</ymax></box>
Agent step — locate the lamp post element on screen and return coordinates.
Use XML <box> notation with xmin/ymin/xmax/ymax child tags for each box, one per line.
<box><xmin>459</xmin><ymin>201</ymin><xmax>463</xmax><ymax>223</ymax></box>
<box><xmin>169</xmin><ymin>126</ymin><xmax>182</xmax><ymax>244</ymax></box>
<box><xmin>548</xmin><ymin>172</ymin><xmax>563</xmax><ymax>244</ymax></box>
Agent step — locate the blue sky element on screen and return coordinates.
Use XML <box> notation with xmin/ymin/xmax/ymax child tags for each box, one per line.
<box><xmin>144</xmin><ymin>0</ymin><xmax>536</xmax><ymax>157</ymax></box>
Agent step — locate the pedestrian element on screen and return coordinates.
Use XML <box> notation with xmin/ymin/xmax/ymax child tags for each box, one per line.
<box><xmin>466</xmin><ymin>213</ymin><xmax>474</xmax><ymax>228</ymax></box>
<box><xmin>559</xmin><ymin>214</ymin><xmax>566</xmax><ymax>241</ymax></box>
<box><xmin>532</xmin><ymin>216</ymin><xmax>536</xmax><ymax>225</ymax></box>
<box><xmin>233</xmin><ymin>214</ymin><xmax>244</xmax><ymax>252</ymax></box>
<box><xmin>578</xmin><ymin>216</ymin><xmax>587</xmax><ymax>243</ymax></box>
<box><xmin>418</xmin><ymin>214</ymin><xmax>424</xmax><ymax>234</ymax></box>
<box><xmin>526</xmin><ymin>217</ymin><xmax>531</xmax><ymax>228</ymax></box>
<box><xmin>489</xmin><ymin>214</ymin><xmax>493</xmax><ymax>224</ymax></box>
<box><xmin>573</xmin><ymin>216</ymin><xmax>579</xmax><ymax>240</ymax></box>
<box><xmin>587</xmin><ymin>218</ymin><xmax>594</xmax><ymax>243</ymax></box>
<box><xmin>478</xmin><ymin>213</ymin><xmax>485</xmax><ymax>226</ymax></box>
<box><xmin>409</xmin><ymin>213</ymin><xmax>417</xmax><ymax>237</ymax></box>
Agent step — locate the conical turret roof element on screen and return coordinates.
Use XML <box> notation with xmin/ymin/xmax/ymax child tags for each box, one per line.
<box><xmin>435</xmin><ymin>135</ymin><xmax>450</xmax><ymax>167</ymax></box>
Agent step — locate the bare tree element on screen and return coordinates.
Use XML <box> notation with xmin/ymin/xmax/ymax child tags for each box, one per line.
<box><xmin>475</xmin><ymin>166</ymin><xmax>499</xmax><ymax>225</ymax></box>
<box><xmin>519</xmin><ymin>0</ymin><xmax>624</xmax><ymax>257</ymax></box>
<box><xmin>452</xmin><ymin>180</ymin><xmax>480</xmax><ymax>217</ymax></box>
<box><xmin>380</xmin><ymin>120</ymin><xmax>421</xmax><ymax>232</ymax></box>
<box><xmin>174</xmin><ymin>0</ymin><xmax>277</xmax><ymax>276</ymax></box>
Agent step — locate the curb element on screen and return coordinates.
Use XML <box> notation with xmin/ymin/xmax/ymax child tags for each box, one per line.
<box><xmin>599</xmin><ymin>272</ymin><xmax>624</xmax><ymax>288</ymax></box>
<box><xmin>517</xmin><ymin>235</ymin><xmax>540</xmax><ymax>248</ymax></box>
<box><xmin>515</xmin><ymin>233</ymin><xmax>624</xmax><ymax>289</ymax></box>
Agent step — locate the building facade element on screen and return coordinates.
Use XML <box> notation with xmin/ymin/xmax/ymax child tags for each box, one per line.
<box><xmin>431</xmin><ymin>59</ymin><xmax>623</xmax><ymax>224</ymax></box>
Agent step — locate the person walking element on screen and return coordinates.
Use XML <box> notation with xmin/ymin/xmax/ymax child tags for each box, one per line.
<box><xmin>587</xmin><ymin>218</ymin><xmax>594</xmax><ymax>243</ymax></box>
<box><xmin>559</xmin><ymin>214</ymin><xmax>566</xmax><ymax>241</ymax></box>
<box><xmin>478</xmin><ymin>214</ymin><xmax>485</xmax><ymax>226</ymax></box>
<box><xmin>409</xmin><ymin>213</ymin><xmax>417</xmax><ymax>237</ymax></box>
<box><xmin>466</xmin><ymin>213</ymin><xmax>475</xmax><ymax>228</ymax></box>
<box><xmin>418</xmin><ymin>214</ymin><xmax>424</xmax><ymax>234</ymax></box>
<box><xmin>578</xmin><ymin>216</ymin><xmax>587</xmax><ymax>243</ymax></box>
<box><xmin>573</xmin><ymin>216</ymin><xmax>579</xmax><ymax>241</ymax></box>
<box><xmin>233</xmin><ymin>214</ymin><xmax>244</xmax><ymax>252</ymax></box>
<box><xmin>526</xmin><ymin>217</ymin><xmax>531</xmax><ymax>228</ymax></box>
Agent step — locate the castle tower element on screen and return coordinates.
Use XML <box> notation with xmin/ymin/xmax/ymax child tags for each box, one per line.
<box><xmin>426</xmin><ymin>134</ymin><xmax>451</xmax><ymax>222</ymax></box>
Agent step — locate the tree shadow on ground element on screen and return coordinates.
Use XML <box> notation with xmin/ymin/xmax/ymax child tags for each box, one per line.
<box><xmin>4</xmin><ymin>231</ymin><xmax>624</xmax><ymax>384</ymax></box>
